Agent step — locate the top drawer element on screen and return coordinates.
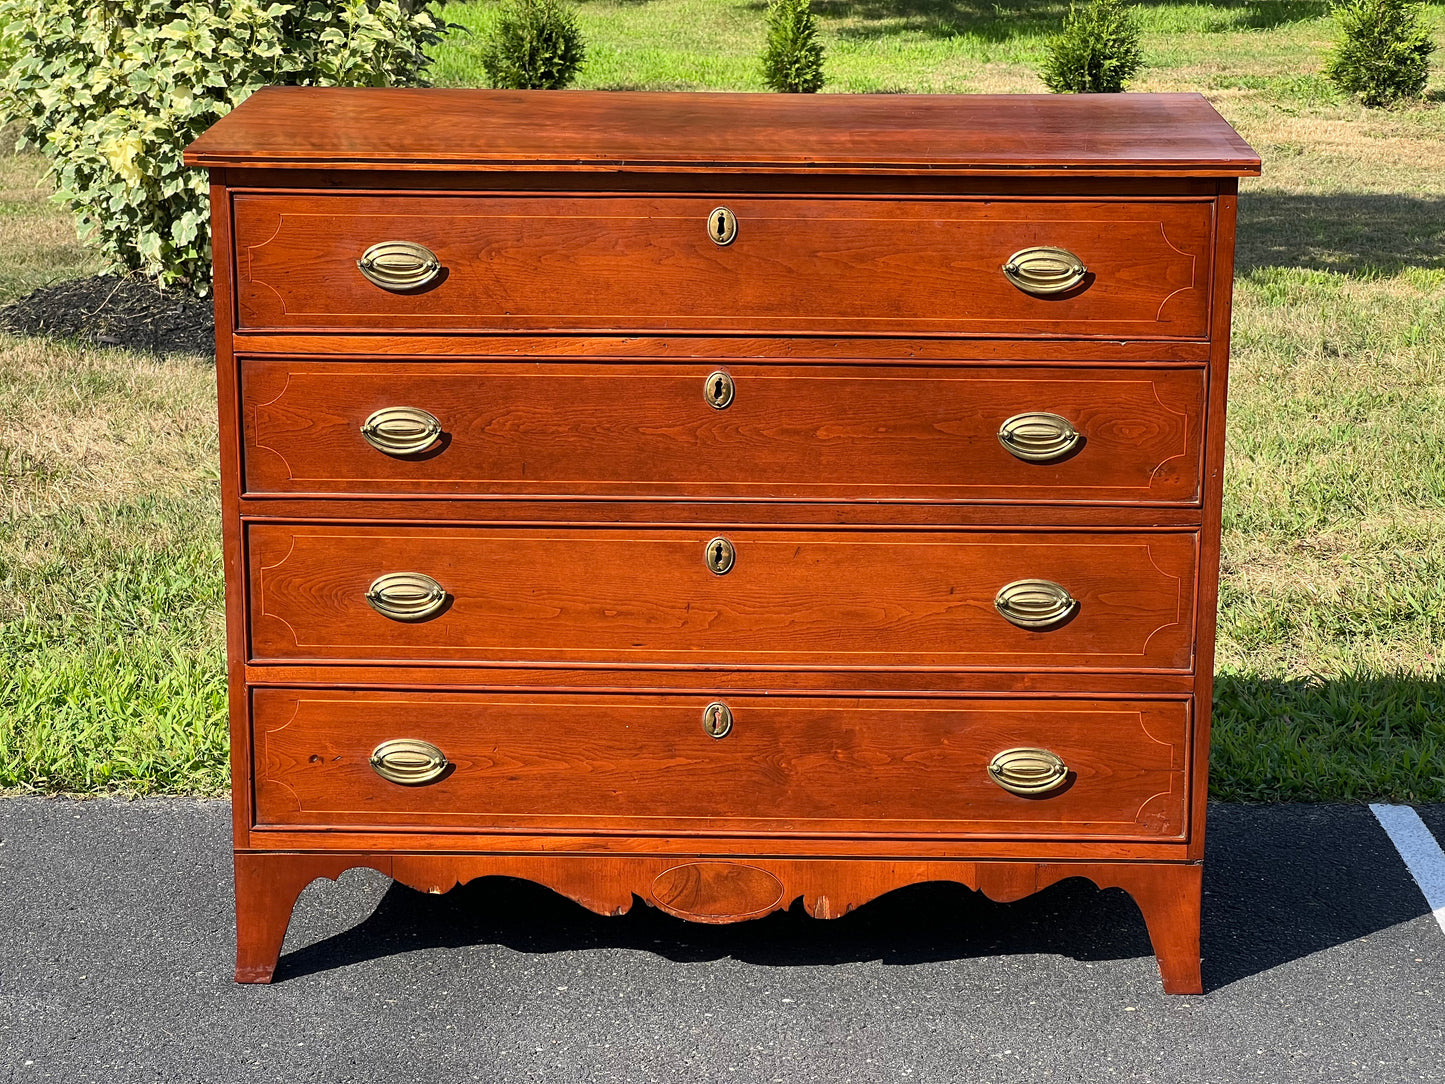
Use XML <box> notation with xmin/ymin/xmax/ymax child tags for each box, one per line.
<box><xmin>230</xmin><ymin>195</ymin><xmax>1215</xmax><ymax>338</ymax></box>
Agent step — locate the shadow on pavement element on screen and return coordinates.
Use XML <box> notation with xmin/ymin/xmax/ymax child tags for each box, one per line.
<box><xmin>276</xmin><ymin>805</ymin><xmax>1429</xmax><ymax>992</ymax></box>
<box><xmin>281</xmin><ymin>874</ymin><xmax>1152</xmax><ymax>978</ymax></box>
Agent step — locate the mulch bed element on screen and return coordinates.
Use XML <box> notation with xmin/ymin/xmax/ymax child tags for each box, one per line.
<box><xmin>0</xmin><ymin>273</ymin><xmax>215</xmax><ymax>358</ymax></box>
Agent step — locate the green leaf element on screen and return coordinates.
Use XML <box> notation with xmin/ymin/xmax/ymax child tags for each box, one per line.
<box><xmin>0</xmin><ymin>0</ymin><xmax>449</xmax><ymax>293</ymax></box>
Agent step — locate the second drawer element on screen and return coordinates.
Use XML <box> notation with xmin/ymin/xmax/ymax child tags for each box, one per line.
<box><xmin>241</xmin><ymin>361</ymin><xmax>1205</xmax><ymax>504</ymax></box>
<box><xmin>247</xmin><ymin>525</ymin><xmax>1197</xmax><ymax>670</ymax></box>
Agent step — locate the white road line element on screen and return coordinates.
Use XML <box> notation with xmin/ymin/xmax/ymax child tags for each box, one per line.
<box><xmin>1371</xmin><ymin>803</ymin><xmax>1445</xmax><ymax>936</ymax></box>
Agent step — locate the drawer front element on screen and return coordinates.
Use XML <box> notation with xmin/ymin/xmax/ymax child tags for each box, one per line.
<box><xmin>241</xmin><ymin>361</ymin><xmax>1205</xmax><ymax>503</ymax></box>
<box><xmin>247</xmin><ymin>525</ymin><xmax>1196</xmax><ymax>670</ymax></box>
<box><xmin>251</xmin><ymin>689</ymin><xmax>1189</xmax><ymax>839</ymax></box>
<box><xmin>231</xmin><ymin>195</ymin><xmax>1214</xmax><ymax>337</ymax></box>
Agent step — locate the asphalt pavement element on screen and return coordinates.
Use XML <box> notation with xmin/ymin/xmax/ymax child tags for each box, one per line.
<box><xmin>1</xmin><ymin>798</ymin><xmax>1442</xmax><ymax>1083</ymax></box>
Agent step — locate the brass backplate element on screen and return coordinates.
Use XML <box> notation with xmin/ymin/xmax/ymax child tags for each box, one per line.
<box><xmin>360</xmin><ymin>405</ymin><xmax>443</xmax><ymax>456</ymax></box>
<box><xmin>370</xmin><ymin>738</ymin><xmax>449</xmax><ymax>786</ymax></box>
<box><xmin>705</xmin><ymin>536</ymin><xmax>736</xmax><ymax>575</ymax></box>
<box><xmin>366</xmin><ymin>571</ymin><xmax>447</xmax><ymax>622</ymax></box>
<box><xmin>994</xmin><ymin>578</ymin><xmax>1077</xmax><ymax>630</ymax></box>
<box><xmin>1001</xmin><ymin>246</ymin><xmax>1087</xmax><ymax>296</ymax></box>
<box><xmin>997</xmin><ymin>411</ymin><xmax>1081</xmax><ymax>463</ymax></box>
<box><xmin>704</xmin><ymin>370</ymin><xmax>735</xmax><ymax>409</ymax></box>
<box><xmin>987</xmin><ymin>747</ymin><xmax>1069</xmax><ymax>796</ymax></box>
<box><xmin>702</xmin><ymin>701</ymin><xmax>733</xmax><ymax>739</ymax></box>
<box><xmin>708</xmin><ymin>206</ymin><xmax>738</xmax><ymax>246</ymax></box>
<box><xmin>357</xmin><ymin>240</ymin><xmax>441</xmax><ymax>292</ymax></box>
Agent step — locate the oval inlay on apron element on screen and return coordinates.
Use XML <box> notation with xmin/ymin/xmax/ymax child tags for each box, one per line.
<box><xmin>650</xmin><ymin>862</ymin><xmax>784</xmax><ymax>922</ymax></box>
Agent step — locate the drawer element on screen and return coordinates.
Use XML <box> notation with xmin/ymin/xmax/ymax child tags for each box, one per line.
<box><xmin>247</xmin><ymin>525</ymin><xmax>1196</xmax><ymax>670</ymax></box>
<box><xmin>241</xmin><ymin>361</ymin><xmax>1205</xmax><ymax>504</ymax></box>
<box><xmin>251</xmin><ymin>689</ymin><xmax>1189</xmax><ymax>839</ymax></box>
<box><xmin>231</xmin><ymin>194</ymin><xmax>1214</xmax><ymax>337</ymax></box>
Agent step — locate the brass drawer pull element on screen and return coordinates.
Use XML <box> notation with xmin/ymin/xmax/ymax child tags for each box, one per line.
<box><xmin>365</xmin><ymin>572</ymin><xmax>447</xmax><ymax>622</ymax></box>
<box><xmin>702</xmin><ymin>701</ymin><xmax>733</xmax><ymax>738</ymax></box>
<box><xmin>358</xmin><ymin>240</ymin><xmax>441</xmax><ymax>291</ymax></box>
<box><xmin>360</xmin><ymin>406</ymin><xmax>443</xmax><ymax>456</ymax></box>
<box><xmin>988</xmin><ymin>747</ymin><xmax>1069</xmax><ymax>796</ymax></box>
<box><xmin>370</xmin><ymin>738</ymin><xmax>448</xmax><ymax>786</ymax></box>
<box><xmin>705</xmin><ymin>536</ymin><xmax>735</xmax><ymax>575</ymax></box>
<box><xmin>994</xmin><ymin>578</ymin><xmax>1077</xmax><ymax>629</ymax></box>
<box><xmin>997</xmin><ymin>412</ymin><xmax>1081</xmax><ymax>463</ymax></box>
<box><xmin>704</xmin><ymin>370</ymin><xmax>735</xmax><ymax>409</ymax></box>
<box><xmin>1002</xmin><ymin>246</ymin><xmax>1087</xmax><ymax>295</ymax></box>
<box><xmin>708</xmin><ymin>206</ymin><xmax>738</xmax><ymax>246</ymax></box>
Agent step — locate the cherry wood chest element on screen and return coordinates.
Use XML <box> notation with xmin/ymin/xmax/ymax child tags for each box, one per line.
<box><xmin>185</xmin><ymin>88</ymin><xmax>1258</xmax><ymax>993</ymax></box>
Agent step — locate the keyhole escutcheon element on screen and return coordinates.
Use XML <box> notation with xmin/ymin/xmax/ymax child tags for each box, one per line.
<box><xmin>704</xmin><ymin>370</ymin><xmax>735</xmax><ymax>409</ymax></box>
<box><xmin>708</xmin><ymin>206</ymin><xmax>737</xmax><ymax>246</ymax></box>
<box><xmin>702</xmin><ymin>701</ymin><xmax>733</xmax><ymax>739</ymax></box>
<box><xmin>705</xmin><ymin>536</ymin><xmax>735</xmax><ymax>575</ymax></box>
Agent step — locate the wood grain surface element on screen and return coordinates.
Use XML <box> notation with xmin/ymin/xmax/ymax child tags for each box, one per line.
<box><xmin>234</xmin><ymin>497</ymin><xmax>1209</xmax><ymax>529</ymax></box>
<box><xmin>1189</xmin><ymin>181</ymin><xmax>1241</xmax><ymax>861</ymax></box>
<box><xmin>231</xmin><ymin>194</ymin><xmax>1213</xmax><ymax>337</ymax></box>
<box><xmin>240</xmin><ymin>662</ymin><xmax>1198</xmax><ymax>697</ymax></box>
<box><xmin>230</xmin><ymin>334</ymin><xmax>1215</xmax><ymax>364</ymax></box>
<box><xmin>233</xmin><ymin>851</ymin><xmax>1203</xmax><ymax>992</ymax></box>
<box><xmin>185</xmin><ymin>87</ymin><xmax>1260</xmax><ymax>178</ymax></box>
<box><xmin>246</xmin><ymin>524</ymin><xmax>1198</xmax><ymax>670</ymax></box>
<box><xmin>241</xmin><ymin>360</ymin><xmax>1204</xmax><ymax>503</ymax></box>
<box><xmin>241</xmin><ymin>826</ymin><xmax>1191</xmax><ymax>862</ymax></box>
<box><xmin>251</xmin><ymin>689</ymin><xmax>1188</xmax><ymax>838</ymax></box>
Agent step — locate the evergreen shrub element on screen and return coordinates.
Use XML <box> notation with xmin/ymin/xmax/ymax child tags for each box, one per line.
<box><xmin>1324</xmin><ymin>0</ymin><xmax>1436</xmax><ymax>107</ymax></box>
<box><xmin>1039</xmin><ymin>0</ymin><xmax>1143</xmax><ymax>94</ymax></box>
<box><xmin>761</xmin><ymin>0</ymin><xmax>825</xmax><ymax>94</ymax></box>
<box><xmin>480</xmin><ymin>0</ymin><xmax>586</xmax><ymax>91</ymax></box>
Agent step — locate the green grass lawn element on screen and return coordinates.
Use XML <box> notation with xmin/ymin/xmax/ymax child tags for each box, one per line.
<box><xmin>1</xmin><ymin>0</ymin><xmax>1443</xmax><ymax>799</ymax></box>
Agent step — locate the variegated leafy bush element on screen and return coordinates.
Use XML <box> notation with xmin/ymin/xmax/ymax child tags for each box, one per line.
<box><xmin>0</xmin><ymin>0</ymin><xmax>447</xmax><ymax>292</ymax></box>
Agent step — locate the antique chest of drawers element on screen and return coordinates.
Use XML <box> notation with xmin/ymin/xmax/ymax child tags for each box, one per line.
<box><xmin>185</xmin><ymin>89</ymin><xmax>1258</xmax><ymax>993</ymax></box>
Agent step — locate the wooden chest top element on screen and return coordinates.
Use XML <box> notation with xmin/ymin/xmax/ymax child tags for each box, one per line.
<box><xmin>184</xmin><ymin>87</ymin><xmax>1260</xmax><ymax>177</ymax></box>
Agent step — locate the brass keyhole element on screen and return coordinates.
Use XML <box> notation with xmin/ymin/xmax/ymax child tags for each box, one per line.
<box><xmin>708</xmin><ymin>206</ymin><xmax>737</xmax><ymax>246</ymax></box>
<box><xmin>705</xmin><ymin>536</ymin><xmax>735</xmax><ymax>575</ymax></box>
<box><xmin>702</xmin><ymin>701</ymin><xmax>733</xmax><ymax>739</ymax></box>
<box><xmin>705</xmin><ymin>370</ymin><xmax>735</xmax><ymax>409</ymax></box>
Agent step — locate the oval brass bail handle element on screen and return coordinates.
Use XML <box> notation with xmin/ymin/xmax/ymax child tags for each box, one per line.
<box><xmin>702</xmin><ymin>701</ymin><xmax>733</xmax><ymax>739</ymax></box>
<box><xmin>360</xmin><ymin>406</ymin><xmax>443</xmax><ymax>456</ymax></box>
<box><xmin>704</xmin><ymin>370</ymin><xmax>735</xmax><ymax>410</ymax></box>
<box><xmin>997</xmin><ymin>412</ymin><xmax>1081</xmax><ymax>463</ymax></box>
<box><xmin>365</xmin><ymin>572</ymin><xmax>447</xmax><ymax>622</ymax></box>
<box><xmin>1002</xmin><ymin>246</ymin><xmax>1087</xmax><ymax>296</ymax></box>
<box><xmin>705</xmin><ymin>537</ymin><xmax>736</xmax><ymax>575</ymax></box>
<box><xmin>708</xmin><ymin>206</ymin><xmax>738</xmax><ymax>246</ymax></box>
<box><xmin>994</xmin><ymin>578</ymin><xmax>1077</xmax><ymax>630</ymax></box>
<box><xmin>988</xmin><ymin>747</ymin><xmax>1069</xmax><ymax>797</ymax></box>
<box><xmin>370</xmin><ymin>738</ymin><xmax>449</xmax><ymax>786</ymax></box>
<box><xmin>357</xmin><ymin>240</ymin><xmax>441</xmax><ymax>292</ymax></box>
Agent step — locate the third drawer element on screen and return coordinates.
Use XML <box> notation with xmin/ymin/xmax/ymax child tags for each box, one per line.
<box><xmin>247</xmin><ymin>524</ymin><xmax>1197</xmax><ymax>670</ymax></box>
<box><xmin>241</xmin><ymin>361</ymin><xmax>1206</xmax><ymax>504</ymax></box>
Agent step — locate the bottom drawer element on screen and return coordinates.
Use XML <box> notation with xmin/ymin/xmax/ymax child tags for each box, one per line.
<box><xmin>252</xmin><ymin>689</ymin><xmax>1189</xmax><ymax>840</ymax></box>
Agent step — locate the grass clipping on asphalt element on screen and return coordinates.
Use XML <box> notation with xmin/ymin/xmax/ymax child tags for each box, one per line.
<box><xmin>1</xmin><ymin>0</ymin><xmax>1443</xmax><ymax>800</ymax></box>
